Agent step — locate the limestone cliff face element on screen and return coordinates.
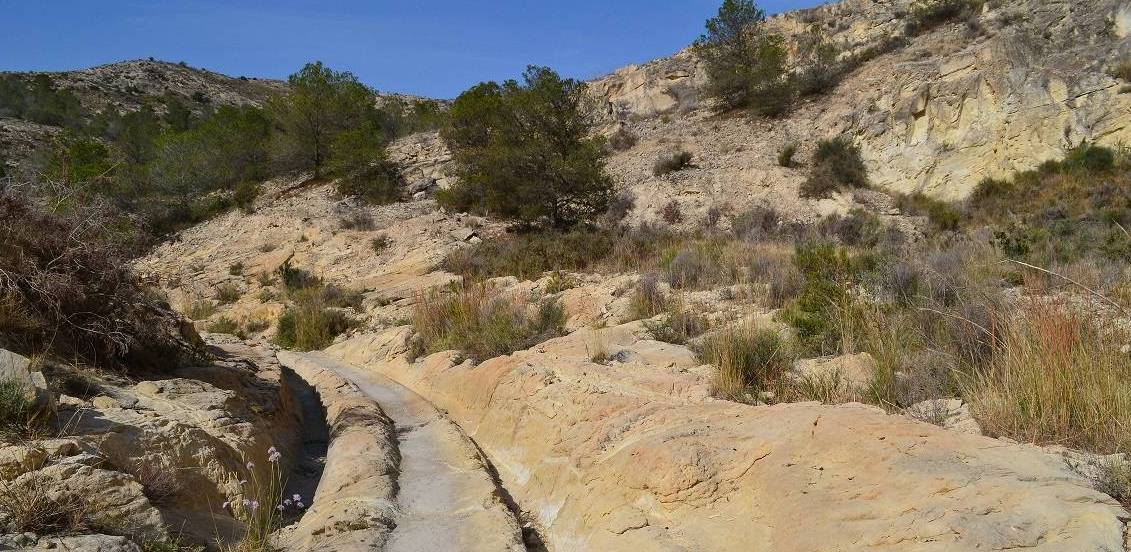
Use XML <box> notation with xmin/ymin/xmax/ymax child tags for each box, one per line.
<box><xmin>588</xmin><ymin>0</ymin><xmax>1131</xmax><ymax>198</ymax></box>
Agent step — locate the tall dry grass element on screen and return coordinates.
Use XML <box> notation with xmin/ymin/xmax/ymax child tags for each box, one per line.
<box><xmin>962</xmin><ymin>304</ymin><xmax>1131</xmax><ymax>453</ymax></box>
<box><xmin>702</xmin><ymin>325</ymin><xmax>793</xmax><ymax>400</ymax></box>
<box><xmin>413</xmin><ymin>283</ymin><xmax>565</xmax><ymax>361</ymax></box>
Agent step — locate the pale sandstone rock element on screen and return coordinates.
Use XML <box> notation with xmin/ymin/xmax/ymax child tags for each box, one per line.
<box><xmin>0</xmin><ymin>446</ymin><xmax>46</xmax><ymax>480</ymax></box>
<box><xmin>589</xmin><ymin>0</ymin><xmax>1131</xmax><ymax>200</ymax></box>
<box><xmin>24</xmin><ymin>533</ymin><xmax>142</xmax><ymax>551</ymax></box>
<box><xmin>19</xmin><ymin>464</ymin><xmax>166</xmax><ymax>541</ymax></box>
<box><xmin>273</xmin><ymin>351</ymin><xmax>399</xmax><ymax>551</ymax></box>
<box><xmin>329</xmin><ymin>325</ymin><xmax>1128</xmax><ymax>551</ymax></box>
<box><xmin>905</xmin><ymin>397</ymin><xmax>983</xmax><ymax>435</ymax></box>
<box><xmin>0</xmin><ymin>349</ymin><xmax>53</xmax><ymax>420</ymax></box>
<box><xmin>790</xmin><ymin>351</ymin><xmax>877</xmax><ymax>392</ymax></box>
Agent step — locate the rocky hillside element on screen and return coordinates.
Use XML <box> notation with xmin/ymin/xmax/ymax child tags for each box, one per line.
<box><xmin>0</xmin><ymin>59</ymin><xmax>285</xmax><ymax>165</ymax></box>
<box><xmin>591</xmin><ymin>0</ymin><xmax>1131</xmax><ymax>199</ymax></box>
<box><xmin>3</xmin><ymin>59</ymin><xmax>286</xmax><ymax>114</ymax></box>
<box><xmin>7</xmin><ymin>0</ymin><xmax>1131</xmax><ymax>550</ymax></box>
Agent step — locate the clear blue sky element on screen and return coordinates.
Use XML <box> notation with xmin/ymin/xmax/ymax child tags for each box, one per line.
<box><xmin>1</xmin><ymin>0</ymin><xmax>821</xmax><ymax>99</ymax></box>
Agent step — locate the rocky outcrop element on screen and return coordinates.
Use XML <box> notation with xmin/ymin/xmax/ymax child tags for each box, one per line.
<box><xmin>588</xmin><ymin>0</ymin><xmax>1131</xmax><ymax>199</ymax></box>
<box><xmin>0</xmin><ymin>339</ymin><xmax>306</xmax><ymax>548</ymax></box>
<box><xmin>328</xmin><ymin>323</ymin><xmax>1129</xmax><ymax>551</ymax></box>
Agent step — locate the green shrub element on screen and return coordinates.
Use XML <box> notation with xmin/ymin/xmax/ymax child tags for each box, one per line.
<box><xmin>1110</xmin><ymin>59</ymin><xmax>1131</xmax><ymax>82</ymax></box>
<box><xmin>338</xmin><ymin>210</ymin><xmax>375</xmax><ymax>230</ymax></box>
<box><xmin>777</xmin><ymin>143</ymin><xmax>797</xmax><ymax>167</ymax></box>
<box><xmin>0</xmin><ymin>379</ymin><xmax>33</xmax><ymax>438</ymax></box>
<box><xmin>35</xmin><ymin>131</ymin><xmax>113</xmax><ymax>184</ymax></box>
<box><xmin>319</xmin><ymin>284</ymin><xmax>364</xmax><ymax>309</ymax></box>
<box><xmin>46</xmin><ymin>366</ymin><xmax>101</xmax><ymax>400</ymax></box>
<box><xmin>274</xmin><ymin>291</ymin><xmax>357</xmax><ymax>351</ymax></box>
<box><xmin>215</xmin><ymin>283</ymin><xmax>241</xmax><ymax>304</ymax></box>
<box><xmin>778</xmin><ymin>241</ymin><xmax>873</xmax><ymax>355</ymax></box>
<box><xmin>267</xmin><ymin>62</ymin><xmax>386</xmax><ymax>178</ymax></box>
<box><xmin>184</xmin><ymin>299</ymin><xmax>216</xmax><ymax>320</ymax></box>
<box><xmin>233</xmin><ymin>181</ymin><xmax>260</xmax><ymax>213</ymax></box>
<box><xmin>371</xmin><ymin>234</ymin><xmax>390</xmax><ymax>253</ymax></box>
<box><xmin>330</xmin><ymin>125</ymin><xmax>403</xmax><ymax>204</ymax></box>
<box><xmin>643</xmin><ymin>301</ymin><xmax>709</xmax><ymax>345</ymax></box>
<box><xmin>702</xmin><ymin>326</ymin><xmax>792</xmax><ymax>400</ymax></box>
<box><xmin>444</xmin><ymin>228</ymin><xmax>616</xmax><ymax>280</ymax></box>
<box><xmin>277</xmin><ymin>259</ymin><xmax>320</xmax><ymax>291</ymax></box>
<box><xmin>607</xmin><ymin>127</ymin><xmax>638</xmax><ymax>152</ymax></box>
<box><xmin>440</xmin><ymin>66</ymin><xmax>613</xmax><ymax>228</ymax></box>
<box><xmin>894</xmin><ymin>192</ymin><xmax>962</xmax><ymax>232</ymax></box>
<box><xmin>412</xmin><ymin>284</ymin><xmax>565</xmax><ymax>361</ymax></box>
<box><xmin>795</xmin><ymin>26</ymin><xmax>842</xmax><ymax>96</ymax></box>
<box><xmin>243</xmin><ymin>318</ymin><xmax>270</xmax><ymax>334</ymax></box>
<box><xmin>693</xmin><ymin>0</ymin><xmax>794</xmax><ymax>115</ymax></box>
<box><xmin>0</xmin><ymin>74</ymin><xmax>86</xmax><ymax>129</ymax></box>
<box><xmin>800</xmin><ymin>136</ymin><xmax>868</xmax><ymax>198</ymax></box>
<box><xmin>229</xmin><ymin>262</ymin><xmax>245</xmax><ymax>276</ymax></box>
<box><xmin>905</xmin><ymin>0</ymin><xmax>982</xmax><ymax>36</ymax></box>
<box><xmin>653</xmin><ymin>150</ymin><xmax>693</xmax><ymax>176</ymax></box>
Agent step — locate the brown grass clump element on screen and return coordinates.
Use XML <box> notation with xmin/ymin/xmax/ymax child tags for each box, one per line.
<box><xmin>626</xmin><ymin>274</ymin><xmax>667</xmax><ymax>321</ymax></box>
<box><xmin>702</xmin><ymin>325</ymin><xmax>793</xmax><ymax>400</ymax></box>
<box><xmin>0</xmin><ymin>473</ymin><xmax>90</xmax><ymax>534</ymax></box>
<box><xmin>962</xmin><ymin>305</ymin><xmax>1131</xmax><ymax>453</ymax></box>
<box><xmin>413</xmin><ymin>283</ymin><xmax>565</xmax><ymax>362</ymax></box>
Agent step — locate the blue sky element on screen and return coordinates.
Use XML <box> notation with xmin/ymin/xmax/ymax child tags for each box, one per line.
<box><xmin>1</xmin><ymin>1</ymin><xmax>821</xmax><ymax>99</ymax></box>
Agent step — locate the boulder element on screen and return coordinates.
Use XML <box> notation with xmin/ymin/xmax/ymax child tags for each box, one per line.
<box><xmin>906</xmin><ymin>398</ymin><xmax>983</xmax><ymax>435</ymax></box>
<box><xmin>790</xmin><ymin>352</ymin><xmax>876</xmax><ymax>393</ymax></box>
<box><xmin>0</xmin><ymin>348</ymin><xmax>54</xmax><ymax>423</ymax></box>
<box><xmin>407</xmin><ymin>177</ymin><xmax>437</xmax><ymax>194</ymax></box>
<box><xmin>0</xmin><ymin>446</ymin><xmax>47</xmax><ymax>480</ymax></box>
<box><xmin>28</xmin><ymin>533</ymin><xmax>142</xmax><ymax>551</ymax></box>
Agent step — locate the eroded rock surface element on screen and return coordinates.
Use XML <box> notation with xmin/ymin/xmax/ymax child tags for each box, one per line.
<box><xmin>328</xmin><ymin>324</ymin><xmax>1129</xmax><ymax>551</ymax></box>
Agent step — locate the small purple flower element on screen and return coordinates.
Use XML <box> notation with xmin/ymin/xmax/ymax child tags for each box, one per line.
<box><xmin>297</xmin><ymin>502</ymin><xmax>305</xmax><ymax>509</ymax></box>
<box><xmin>276</xmin><ymin>504</ymin><xmax>285</xmax><ymax>511</ymax></box>
<box><xmin>242</xmin><ymin>499</ymin><xmax>251</xmax><ymax>507</ymax></box>
<box><xmin>283</xmin><ymin>499</ymin><xmax>292</xmax><ymax>507</ymax></box>
<box><xmin>268</xmin><ymin>450</ymin><xmax>281</xmax><ymax>463</ymax></box>
<box><xmin>293</xmin><ymin>494</ymin><xmax>301</xmax><ymax>502</ymax></box>
<box><xmin>250</xmin><ymin>500</ymin><xmax>259</xmax><ymax>511</ymax></box>
<box><xmin>267</xmin><ymin>446</ymin><xmax>277</xmax><ymax>454</ymax></box>
<box><xmin>246</xmin><ymin>461</ymin><xmax>255</xmax><ymax>470</ymax></box>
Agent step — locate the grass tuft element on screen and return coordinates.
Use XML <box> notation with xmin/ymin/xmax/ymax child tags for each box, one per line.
<box><xmin>702</xmin><ymin>326</ymin><xmax>793</xmax><ymax>400</ymax></box>
<box><xmin>413</xmin><ymin>283</ymin><xmax>565</xmax><ymax>361</ymax></box>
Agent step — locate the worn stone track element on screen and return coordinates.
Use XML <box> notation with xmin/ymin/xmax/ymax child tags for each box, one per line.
<box><xmin>279</xmin><ymin>350</ymin><xmax>527</xmax><ymax>552</ymax></box>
